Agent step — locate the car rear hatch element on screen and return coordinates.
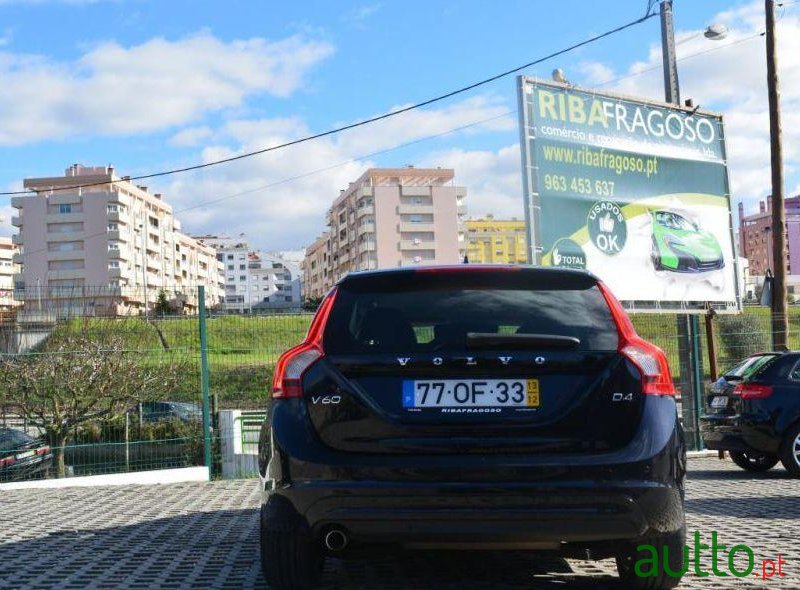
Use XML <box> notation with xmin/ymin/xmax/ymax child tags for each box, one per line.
<box><xmin>705</xmin><ymin>353</ymin><xmax>780</xmax><ymax>416</ymax></box>
<box><xmin>285</xmin><ymin>267</ymin><xmax>673</xmax><ymax>455</ymax></box>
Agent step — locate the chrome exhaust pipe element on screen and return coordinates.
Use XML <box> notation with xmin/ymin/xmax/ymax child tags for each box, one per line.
<box><xmin>324</xmin><ymin>529</ymin><xmax>348</xmax><ymax>551</ymax></box>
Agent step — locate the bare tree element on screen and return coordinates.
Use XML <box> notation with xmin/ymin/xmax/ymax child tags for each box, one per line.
<box><xmin>0</xmin><ymin>335</ymin><xmax>185</xmax><ymax>477</ymax></box>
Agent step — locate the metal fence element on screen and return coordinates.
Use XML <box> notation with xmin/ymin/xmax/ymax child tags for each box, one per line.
<box><xmin>0</xmin><ymin>286</ymin><xmax>792</xmax><ymax>484</ymax></box>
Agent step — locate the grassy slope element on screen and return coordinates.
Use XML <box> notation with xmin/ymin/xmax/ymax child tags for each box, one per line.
<box><xmin>46</xmin><ymin>307</ymin><xmax>799</xmax><ymax>406</ymax></box>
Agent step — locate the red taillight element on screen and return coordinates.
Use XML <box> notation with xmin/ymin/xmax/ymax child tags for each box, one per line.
<box><xmin>271</xmin><ymin>288</ymin><xmax>337</xmax><ymax>399</ymax></box>
<box><xmin>597</xmin><ymin>281</ymin><xmax>676</xmax><ymax>396</ymax></box>
<box><xmin>36</xmin><ymin>447</ymin><xmax>50</xmax><ymax>455</ymax></box>
<box><xmin>733</xmin><ymin>383</ymin><xmax>773</xmax><ymax>399</ymax></box>
<box><xmin>0</xmin><ymin>456</ymin><xmax>16</xmax><ymax>467</ymax></box>
<box><xmin>272</xmin><ymin>343</ymin><xmax>323</xmax><ymax>399</ymax></box>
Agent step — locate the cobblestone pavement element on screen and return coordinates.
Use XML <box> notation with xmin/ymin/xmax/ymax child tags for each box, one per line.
<box><xmin>0</xmin><ymin>457</ymin><xmax>797</xmax><ymax>589</ymax></box>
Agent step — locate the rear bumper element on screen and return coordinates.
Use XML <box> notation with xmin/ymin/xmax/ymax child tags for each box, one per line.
<box><xmin>262</xmin><ymin>396</ymin><xmax>685</xmax><ymax>544</ymax></box>
<box><xmin>700</xmin><ymin>414</ymin><xmax>779</xmax><ymax>455</ymax></box>
<box><xmin>267</xmin><ymin>480</ymin><xmax>681</xmax><ymax>544</ymax></box>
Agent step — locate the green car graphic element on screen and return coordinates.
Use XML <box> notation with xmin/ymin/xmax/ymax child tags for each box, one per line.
<box><xmin>650</xmin><ymin>210</ymin><xmax>724</xmax><ymax>273</ymax></box>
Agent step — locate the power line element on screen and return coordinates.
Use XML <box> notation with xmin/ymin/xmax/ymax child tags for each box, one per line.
<box><xmin>594</xmin><ymin>30</ymin><xmax>765</xmax><ymax>89</ymax></box>
<box><xmin>0</xmin><ymin>8</ymin><xmax>658</xmax><ymax>197</ymax></box>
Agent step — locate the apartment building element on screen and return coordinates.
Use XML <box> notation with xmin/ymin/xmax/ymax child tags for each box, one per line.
<box><xmin>302</xmin><ymin>233</ymin><xmax>330</xmax><ymax>301</ymax></box>
<box><xmin>13</xmin><ymin>165</ymin><xmax>224</xmax><ymax>316</ymax></box>
<box><xmin>738</xmin><ymin>196</ymin><xmax>800</xmax><ymax>276</ymax></box>
<box><xmin>195</xmin><ymin>236</ymin><xmax>302</xmax><ymax>312</ymax></box>
<box><xmin>304</xmin><ymin>167</ymin><xmax>467</xmax><ymax>294</ymax></box>
<box><xmin>465</xmin><ymin>216</ymin><xmax>528</xmax><ymax>264</ymax></box>
<box><xmin>0</xmin><ymin>237</ymin><xmax>20</xmax><ymax>311</ymax></box>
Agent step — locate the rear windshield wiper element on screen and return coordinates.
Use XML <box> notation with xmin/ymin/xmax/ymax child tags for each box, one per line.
<box><xmin>466</xmin><ymin>332</ymin><xmax>581</xmax><ymax>350</ymax></box>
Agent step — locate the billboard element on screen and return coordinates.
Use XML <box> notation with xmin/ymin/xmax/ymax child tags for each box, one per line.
<box><xmin>517</xmin><ymin>77</ymin><xmax>739</xmax><ymax>311</ymax></box>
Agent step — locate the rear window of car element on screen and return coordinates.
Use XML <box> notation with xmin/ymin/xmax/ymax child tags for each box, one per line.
<box><xmin>323</xmin><ymin>271</ymin><xmax>618</xmax><ymax>354</ymax></box>
<box><xmin>724</xmin><ymin>354</ymin><xmax>779</xmax><ymax>380</ymax></box>
<box><xmin>0</xmin><ymin>429</ymin><xmax>35</xmax><ymax>452</ymax></box>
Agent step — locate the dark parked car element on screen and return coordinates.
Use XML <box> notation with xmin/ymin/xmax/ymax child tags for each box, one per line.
<box><xmin>139</xmin><ymin>401</ymin><xmax>202</xmax><ymax>423</ymax></box>
<box><xmin>258</xmin><ymin>266</ymin><xmax>687</xmax><ymax>590</ymax></box>
<box><xmin>0</xmin><ymin>427</ymin><xmax>53</xmax><ymax>482</ymax></box>
<box><xmin>701</xmin><ymin>351</ymin><xmax>800</xmax><ymax>476</ymax></box>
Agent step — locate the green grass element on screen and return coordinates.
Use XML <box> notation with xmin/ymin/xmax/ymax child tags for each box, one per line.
<box><xmin>37</xmin><ymin>307</ymin><xmax>800</xmax><ymax>405</ymax></box>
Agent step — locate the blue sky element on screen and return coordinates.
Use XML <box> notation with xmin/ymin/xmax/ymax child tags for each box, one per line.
<box><xmin>0</xmin><ymin>0</ymin><xmax>797</xmax><ymax>251</ymax></box>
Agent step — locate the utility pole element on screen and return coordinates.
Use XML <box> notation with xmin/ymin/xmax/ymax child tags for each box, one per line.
<box><xmin>660</xmin><ymin>0</ymin><xmax>680</xmax><ymax>104</ymax></box>
<box><xmin>766</xmin><ymin>0</ymin><xmax>788</xmax><ymax>349</ymax></box>
<box><xmin>660</xmin><ymin>0</ymin><xmax>704</xmax><ymax>450</ymax></box>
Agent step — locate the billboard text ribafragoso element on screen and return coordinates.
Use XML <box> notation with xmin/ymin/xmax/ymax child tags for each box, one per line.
<box><xmin>518</xmin><ymin>77</ymin><xmax>739</xmax><ymax>309</ymax></box>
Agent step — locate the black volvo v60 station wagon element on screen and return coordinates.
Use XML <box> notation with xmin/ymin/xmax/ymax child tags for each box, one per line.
<box><xmin>258</xmin><ymin>266</ymin><xmax>687</xmax><ymax>590</ymax></box>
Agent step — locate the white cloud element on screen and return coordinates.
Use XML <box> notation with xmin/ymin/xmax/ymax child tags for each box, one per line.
<box><xmin>0</xmin><ymin>33</ymin><xmax>334</xmax><ymax>145</ymax></box>
<box><xmin>157</xmin><ymin>96</ymin><xmax>516</xmax><ymax>251</ymax></box>
<box><xmin>575</xmin><ymin>1</ymin><xmax>800</xmax><ymax>215</ymax></box>
<box><xmin>341</xmin><ymin>3</ymin><xmax>382</xmax><ymax>24</ymax></box>
<box><xmin>168</xmin><ymin>126</ymin><xmax>214</xmax><ymax>148</ymax></box>
<box><xmin>422</xmin><ymin>145</ymin><xmax>523</xmax><ymax>220</ymax></box>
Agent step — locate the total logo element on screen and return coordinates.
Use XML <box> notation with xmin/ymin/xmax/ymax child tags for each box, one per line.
<box><xmin>588</xmin><ymin>200</ymin><xmax>627</xmax><ymax>255</ymax></box>
<box><xmin>550</xmin><ymin>238</ymin><xmax>587</xmax><ymax>269</ymax></box>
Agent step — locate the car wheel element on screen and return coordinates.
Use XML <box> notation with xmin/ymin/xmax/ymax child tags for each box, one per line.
<box><xmin>651</xmin><ymin>239</ymin><xmax>662</xmax><ymax>271</ymax></box>
<box><xmin>779</xmin><ymin>424</ymin><xmax>800</xmax><ymax>477</ymax></box>
<box><xmin>617</xmin><ymin>525</ymin><xmax>686</xmax><ymax>590</ymax></box>
<box><xmin>616</xmin><ymin>526</ymin><xmax>685</xmax><ymax>590</ymax></box>
<box><xmin>260</xmin><ymin>503</ymin><xmax>322</xmax><ymax>590</ymax></box>
<box><xmin>729</xmin><ymin>450</ymin><xmax>779</xmax><ymax>472</ymax></box>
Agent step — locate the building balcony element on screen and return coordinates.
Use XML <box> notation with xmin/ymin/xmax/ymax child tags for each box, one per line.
<box><xmin>356</xmin><ymin>205</ymin><xmax>374</xmax><ymax>219</ymax></box>
<box><xmin>49</xmin><ymin>193</ymin><xmax>83</xmax><ymax>205</ymax></box>
<box><xmin>107</xmin><ymin>230</ymin><xmax>122</xmax><ymax>241</ymax></box>
<box><xmin>47</xmin><ymin>231</ymin><xmax>86</xmax><ymax>242</ymax></box>
<box><xmin>400</xmin><ymin>240</ymin><xmax>436</xmax><ymax>250</ymax></box>
<box><xmin>398</xmin><ymin>204</ymin><xmax>434</xmax><ymax>215</ymax></box>
<box><xmin>401</xmin><ymin>185</ymin><xmax>432</xmax><ymax>197</ymax></box>
<box><xmin>11</xmin><ymin>234</ymin><xmax>22</xmax><ymax>246</ymax></box>
<box><xmin>45</xmin><ymin>212</ymin><xmax>84</xmax><ymax>224</ymax></box>
<box><xmin>358</xmin><ymin>222</ymin><xmax>376</xmax><ymax>234</ymax></box>
<box><xmin>46</xmin><ymin>269</ymin><xmax>85</xmax><ymax>281</ymax></box>
<box><xmin>108</xmin><ymin>248</ymin><xmax>124</xmax><ymax>259</ymax></box>
<box><xmin>11</xmin><ymin>196</ymin><xmax>26</xmax><ymax>209</ymax></box>
<box><xmin>107</xmin><ymin>211</ymin><xmax>127</xmax><ymax>222</ymax></box>
<box><xmin>12</xmin><ymin>253</ymin><xmax>22</xmax><ymax>264</ymax></box>
<box><xmin>457</xmin><ymin>204</ymin><xmax>467</xmax><ymax>215</ymax></box>
<box><xmin>11</xmin><ymin>216</ymin><xmax>21</xmax><ymax>227</ymax></box>
<box><xmin>108</xmin><ymin>267</ymin><xmax>123</xmax><ymax>278</ymax></box>
<box><xmin>48</xmin><ymin>249</ymin><xmax>85</xmax><ymax>261</ymax></box>
<box><xmin>399</xmin><ymin>222</ymin><xmax>435</xmax><ymax>232</ymax></box>
<box><xmin>358</xmin><ymin>241</ymin><xmax>376</xmax><ymax>254</ymax></box>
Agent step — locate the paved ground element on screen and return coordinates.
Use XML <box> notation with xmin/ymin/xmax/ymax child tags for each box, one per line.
<box><xmin>0</xmin><ymin>457</ymin><xmax>797</xmax><ymax>589</ymax></box>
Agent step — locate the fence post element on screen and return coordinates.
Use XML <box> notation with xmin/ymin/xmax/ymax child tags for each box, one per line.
<box><xmin>689</xmin><ymin>315</ymin><xmax>704</xmax><ymax>450</ymax></box>
<box><xmin>198</xmin><ymin>286</ymin><xmax>213</xmax><ymax>477</ymax></box>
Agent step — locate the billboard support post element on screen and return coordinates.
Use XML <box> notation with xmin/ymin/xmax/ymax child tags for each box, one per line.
<box><xmin>661</xmin><ymin>0</ymin><xmax>704</xmax><ymax>450</ymax></box>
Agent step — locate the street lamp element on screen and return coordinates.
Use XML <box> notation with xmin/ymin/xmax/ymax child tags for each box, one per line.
<box><xmin>704</xmin><ymin>23</ymin><xmax>729</xmax><ymax>41</ymax></box>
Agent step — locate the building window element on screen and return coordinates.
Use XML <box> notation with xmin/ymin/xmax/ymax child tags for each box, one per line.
<box><xmin>108</xmin><ymin>223</ymin><xmax>118</xmax><ymax>231</ymax></box>
<box><xmin>108</xmin><ymin>261</ymin><xmax>120</xmax><ymax>269</ymax></box>
<box><xmin>239</xmin><ymin>264</ymin><xmax>246</xmax><ymax>270</ymax></box>
<box><xmin>227</xmin><ymin>264</ymin><xmax>234</xmax><ymax>270</ymax></box>
<box><xmin>59</xmin><ymin>204</ymin><xmax>72</xmax><ymax>214</ymax></box>
<box><xmin>239</xmin><ymin>275</ymin><xmax>246</xmax><ymax>281</ymax></box>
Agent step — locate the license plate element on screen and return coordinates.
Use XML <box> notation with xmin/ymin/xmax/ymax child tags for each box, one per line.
<box><xmin>14</xmin><ymin>450</ymin><xmax>35</xmax><ymax>460</ymax></box>
<box><xmin>403</xmin><ymin>379</ymin><xmax>540</xmax><ymax>408</ymax></box>
<box><xmin>711</xmin><ymin>396</ymin><xmax>728</xmax><ymax>409</ymax></box>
